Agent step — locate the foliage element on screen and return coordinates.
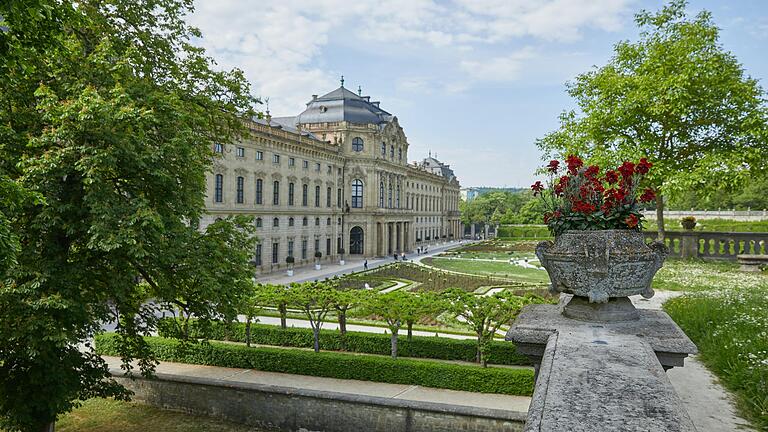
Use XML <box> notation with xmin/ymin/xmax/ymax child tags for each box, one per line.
<box><xmin>0</xmin><ymin>0</ymin><xmax>257</xmax><ymax>429</ymax></box>
<box><xmin>95</xmin><ymin>334</ymin><xmax>536</xmax><ymax>396</ymax></box>
<box><xmin>669</xmin><ymin>173</ymin><xmax>768</xmax><ymax>211</ymax></box>
<box><xmin>660</xmin><ymin>219</ymin><xmax>768</xmax><ymax>233</ymax></box>
<box><xmin>536</xmin><ymin>0</ymin><xmax>768</xmax><ymax>237</ymax></box>
<box><xmin>497</xmin><ymin>225</ymin><xmax>551</xmax><ymax>239</ymax></box>
<box><xmin>665</xmin><ymin>287</ymin><xmax>768</xmax><ymax>429</ymax></box>
<box><xmin>255</xmin><ymin>284</ymin><xmax>291</xmax><ymax>329</ymax></box>
<box><xmin>360</xmin><ymin>290</ymin><xmax>409</xmax><ymax>358</ymax></box>
<box><xmin>156</xmin><ymin>319</ymin><xmax>531</xmax><ymax>366</ymax></box>
<box><xmin>531</xmin><ymin>156</ymin><xmax>655</xmax><ymax>236</ymax></box>
<box><xmin>443</xmin><ymin>289</ymin><xmax>545</xmax><ymax>366</ymax></box>
<box><xmin>460</xmin><ymin>191</ymin><xmax>535</xmax><ymax>226</ymax></box>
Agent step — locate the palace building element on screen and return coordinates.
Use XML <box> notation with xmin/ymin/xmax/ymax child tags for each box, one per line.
<box><xmin>203</xmin><ymin>81</ymin><xmax>461</xmax><ymax>273</ymax></box>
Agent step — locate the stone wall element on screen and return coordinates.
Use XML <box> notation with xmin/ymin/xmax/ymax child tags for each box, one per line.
<box><xmin>115</xmin><ymin>373</ymin><xmax>525</xmax><ymax>432</ymax></box>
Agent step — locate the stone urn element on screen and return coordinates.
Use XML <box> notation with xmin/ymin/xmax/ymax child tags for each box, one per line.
<box><xmin>536</xmin><ymin>230</ymin><xmax>668</xmax><ymax>321</ymax></box>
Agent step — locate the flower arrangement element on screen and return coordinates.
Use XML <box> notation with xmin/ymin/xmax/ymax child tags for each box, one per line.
<box><xmin>680</xmin><ymin>216</ymin><xmax>697</xmax><ymax>230</ymax></box>
<box><xmin>531</xmin><ymin>155</ymin><xmax>656</xmax><ymax>236</ymax></box>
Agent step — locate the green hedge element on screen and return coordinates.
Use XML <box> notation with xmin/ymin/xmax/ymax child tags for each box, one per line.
<box><xmin>157</xmin><ymin>319</ymin><xmax>530</xmax><ymax>366</ymax></box>
<box><xmin>497</xmin><ymin>225</ymin><xmax>551</xmax><ymax>239</ymax></box>
<box><xmin>96</xmin><ymin>334</ymin><xmax>534</xmax><ymax>396</ymax></box>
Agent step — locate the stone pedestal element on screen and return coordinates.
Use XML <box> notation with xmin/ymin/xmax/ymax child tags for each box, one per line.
<box><xmin>506</xmin><ymin>300</ymin><xmax>698</xmax><ymax>431</ymax></box>
<box><xmin>680</xmin><ymin>231</ymin><xmax>698</xmax><ymax>259</ymax></box>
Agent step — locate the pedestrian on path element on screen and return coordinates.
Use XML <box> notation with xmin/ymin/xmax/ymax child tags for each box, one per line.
<box><xmin>401</xmin><ymin>252</ymin><xmax>406</xmax><ymax>261</ymax></box>
<box><xmin>364</xmin><ymin>259</ymin><xmax>368</xmax><ymax>270</ymax></box>
<box><xmin>417</xmin><ymin>246</ymin><xmax>421</xmax><ymax>254</ymax></box>
<box><xmin>393</xmin><ymin>253</ymin><xmax>398</xmax><ymax>261</ymax></box>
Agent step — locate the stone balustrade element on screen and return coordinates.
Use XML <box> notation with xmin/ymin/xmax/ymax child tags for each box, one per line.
<box><xmin>643</xmin><ymin>231</ymin><xmax>768</xmax><ymax>260</ymax></box>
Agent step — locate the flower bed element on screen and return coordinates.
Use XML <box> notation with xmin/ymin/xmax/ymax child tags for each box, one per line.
<box><xmin>368</xmin><ymin>262</ymin><xmax>511</xmax><ymax>292</ymax></box>
<box><xmin>95</xmin><ymin>334</ymin><xmax>535</xmax><ymax>396</ymax></box>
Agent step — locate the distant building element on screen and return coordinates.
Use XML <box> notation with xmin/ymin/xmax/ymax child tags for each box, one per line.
<box><xmin>460</xmin><ymin>187</ymin><xmax>523</xmax><ymax>201</ymax></box>
<box><xmin>203</xmin><ymin>81</ymin><xmax>461</xmax><ymax>273</ymax></box>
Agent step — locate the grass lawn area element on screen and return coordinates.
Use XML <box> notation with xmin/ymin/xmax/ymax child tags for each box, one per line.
<box><xmin>43</xmin><ymin>398</ymin><xmax>262</xmax><ymax>432</ymax></box>
<box><xmin>652</xmin><ymin>259</ymin><xmax>768</xmax><ymax>291</ymax></box>
<box><xmin>440</xmin><ymin>251</ymin><xmax>535</xmax><ymax>260</ymax></box>
<box><xmin>665</xmin><ymin>286</ymin><xmax>768</xmax><ymax>430</ymax></box>
<box><xmin>424</xmin><ymin>257</ymin><xmax>549</xmax><ymax>284</ymax></box>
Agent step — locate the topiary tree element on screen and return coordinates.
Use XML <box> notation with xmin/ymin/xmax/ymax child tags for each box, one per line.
<box><xmin>286</xmin><ymin>282</ymin><xmax>337</xmax><ymax>353</ymax></box>
<box><xmin>361</xmin><ymin>290</ymin><xmax>413</xmax><ymax>359</ymax></box>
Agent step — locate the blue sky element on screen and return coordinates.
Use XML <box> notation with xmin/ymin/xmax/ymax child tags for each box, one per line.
<box><xmin>189</xmin><ymin>0</ymin><xmax>768</xmax><ymax>188</ymax></box>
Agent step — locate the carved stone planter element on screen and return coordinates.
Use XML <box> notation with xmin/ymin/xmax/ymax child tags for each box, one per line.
<box><xmin>537</xmin><ymin>230</ymin><xmax>668</xmax><ymax>321</ymax></box>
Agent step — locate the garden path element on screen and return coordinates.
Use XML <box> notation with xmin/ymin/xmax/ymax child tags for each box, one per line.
<box><xmin>630</xmin><ymin>291</ymin><xmax>752</xmax><ymax>432</ymax></box>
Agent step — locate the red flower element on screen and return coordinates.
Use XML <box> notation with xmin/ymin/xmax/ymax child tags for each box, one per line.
<box><xmin>553</xmin><ymin>176</ymin><xmax>569</xmax><ymax>196</ymax></box>
<box><xmin>604</xmin><ymin>170</ymin><xmax>619</xmax><ymax>184</ymax></box>
<box><xmin>624</xmin><ymin>214</ymin><xmax>639</xmax><ymax>229</ymax></box>
<box><xmin>547</xmin><ymin>160</ymin><xmax>560</xmax><ymax>173</ymax></box>
<box><xmin>640</xmin><ymin>187</ymin><xmax>656</xmax><ymax>203</ymax></box>
<box><xmin>584</xmin><ymin>165</ymin><xmax>600</xmax><ymax>178</ymax></box>
<box><xmin>636</xmin><ymin>158</ymin><xmax>652</xmax><ymax>175</ymax></box>
<box><xmin>618</xmin><ymin>161</ymin><xmax>635</xmax><ymax>179</ymax></box>
<box><xmin>531</xmin><ymin>181</ymin><xmax>544</xmax><ymax>196</ymax></box>
<box><xmin>565</xmin><ymin>155</ymin><xmax>583</xmax><ymax>174</ymax></box>
<box><xmin>572</xmin><ymin>200</ymin><xmax>596</xmax><ymax>214</ymax></box>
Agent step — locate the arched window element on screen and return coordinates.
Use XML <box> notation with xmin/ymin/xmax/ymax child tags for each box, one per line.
<box><xmin>327</xmin><ymin>187</ymin><xmax>332</xmax><ymax>207</ymax></box>
<box><xmin>302</xmin><ymin>184</ymin><xmax>308</xmax><ymax>206</ymax></box>
<box><xmin>326</xmin><ymin>217</ymin><xmax>331</xmax><ymax>225</ymax></box>
<box><xmin>273</xmin><ymin>181</ymin><xmax>280</xmax><ymax>205</ymax></box>
<box><xmin>255</xmin><ymin>179</ymin><xmax>263</xmax><ymax>204</ymax></box>
<box><xmin>381</xmin><ymin>142</ymin><xmax>386</xmax><ymax>157</ymax></box>
<box><xmin>315</xmin><ymin>217</ymin><xmax>320</xmax><ymax>226</ymax></box>
<box><xmin>315</xmin><ymin>185</ymin><xmax>320</xmax><ymax>207</ymax></box>
<box><xmin>396</xmin><ymin>184</ymin><xmax>400</xmax><ymax>208</ymax></box>
<box><xmin>236</xmin><ymin>176</ymin><xmax>244</xmax><ymax>204</ymax></box>
<box><xmin>303</xmin><ymin>217</ymin><xmax>308</xmax><ymax>226</ymax></box>
<box><xmin>379</xmin><ymin>182</ymin><xmax>385</xmax><ymax>207</ymax></box>
<box><xmin>273</xmin><ymin>217</ymin><xmax>279</xmax><ymax>227</ymax></box>
<box><xmin>214</xmin><ymin>174</ymin><xmax>223</xmax><ymax>203</ymax></box>
<box><xmin>351</xmin><ymin>179</ymin><xmax>363</xmax><ymax>208</ymax></box>
<box><xmin>288</xmin><ymin>182</ymin><xmax>295</xmax><ymax>206</ymax></box>
<box><xmin>390</xmin><ymin>145</ymin><xmax>394</xmax><ymax>159</ymax></box>
<box><xmin>289</xmin><ymin>217</ymin><xmax>295</xmax><ymax>227</ymax></box>
<box><xmin>255</xmin><ymin>217</ymin><xmax>262</xmax><ymax>228</ymax></box>
<box><xmin>388</xmin><ymin>182</ymin><xmax>393</xmax><ymax>208</ymax></box>
<box><xmin>352</xmin><ymin>137</ymin><xmax>364</xmax><ymax>152</ymax></box>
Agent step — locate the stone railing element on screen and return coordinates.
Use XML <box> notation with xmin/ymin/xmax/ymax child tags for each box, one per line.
<box><xmin>643</xmin><ymin>231</ymin><xmax>768</xmax><ymax>260</ymax></box>
<box><xmin>642</xmin><ymin>209</ymin><xmax>768</xmax><ymax>221</ymax></box>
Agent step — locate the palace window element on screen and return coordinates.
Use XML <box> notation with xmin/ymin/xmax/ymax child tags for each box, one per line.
<box><xmin>302</xmin><ymin>184</ymin><xmax>308</xmax><ymax>206</ymax></box>
<box><xmin>272</xmin><ymin>154</ymin><xmax>280</xmax><ymax>164</ymax></box>
<box><xmin>255</xmin><ymin>217</ymin><xmax>262</xmax><ymax>228</ymax></box>
<box><xmin>337</xmin><ymin>188</ymin><xmax>342</xmax><ymax>207</ymax></box>
<box><xmin>303</xmin><ymin>160</ymin><xmax>309</xmax><ymax>169</ymax></box>
<box><xmin>326</xmin><ymin>238</ymin><xmax>331</xmax><ymax>256</ymax></box>
<box><xmin>327</xmin><ymin>187</ymin><xmax>332</xmax><ymax>207</ymax></box>
<box><xmin>398</xmin><ymin>148</ymin><xmax>402</xmax><ymax>161</ymax></box>
<box><xmin>381</xmin><ymin>142</ymin><xmax>386</xmax><ymax>157</ymax></box>
<box><xmin>214</xmin><ymin>143</ymin><xmax>224</xmax><ymax>154</ymax></box>
<box><xmin>396</xmin><ymin>185</ymin><xmax>400</xmax><ymax>208</ymax></box>
<box><xmin>273</xmin><ymin>180</ymin><xmax>280</xmax><ymax>205</ymax></box>
<box><xmin>326</xmin><ymin>217</ymin><xmax>331</xmax><ymax>226</ymax></box>
<box><xmin>388</xmin><ymin>183</ymin><xmax>393</xmax><ymax>208</ymax></box>
<box><xmin>303</xmin><ymin>217</ymin><xmax>308</xmax><ymax>226</ymax></box>
<box><xmin>315</xmin><ymin>162</ymin><xmax>321</xmax><ymax>172</ymax></box>
<box><xmin>352</xmin><ymin>137</ymin><xmax>364</xmax><ymax>152</ymax></box>
<box><xmin>272</xmin><ymin>242</ymin><xmax>279</xmax><ymax>264</ymax></box>
<box><xmin>315</xmin><ymin>217</ymin><xmax>320</xmax><ymax>226</ymax></box>
<box><xmin>315</xmin><ymin>185</ymin><xmax>321</xmax><ymax>207</ymax></box>
<box><xmin>255</xmin><ymin>179</ymin><xmax>263</xmax><ymax>204</ymax></box>
<box><xmin>288</xmin><ymin>183</ymin><xmax>295</xmax><ymax>206</ymax></box>
<box><xmin>214</xmin><ymin>174</ymin><xmax>223</xmax><ymax>203</ymax></box>
<box><xmin>289</xmin><ymin>157</ymin><xmax>295</xmax><ymax>166</ymax></box>
<box><xmin>236</xmin><ymin>147</ymin><xmax>245</xmax><ymax>158</ymax></box>
<box><xmin>390</xmin><ymin>145</ymin><xmax>394</xmax><ymax>159</ymax></box>
<box><xmin>301</xmin><ymin>240</ymin><xmax>308</xmax><ymax>259</ymax></box>
<box><xmin>379</xmin><ymin>182</ymin><xmax>385</xmax><ymax>207</ymax></box>
<box><xmin>289</xmin><ymin>217</ymin><xmax>295</xmax><ymax>227</ymax></box>
<box><xmin>254</xmin><ymin>244</ymin><xmax>262</xmax><ymax>265</ymax></box>
<box><xmin>256</xmin><ymin>151</ymin><xmax>263</xmax><ymax>160</ymax></box>
<box><xmin>351</xmin><ymin>179</ymin><xmax>363</xmax><ymax>208</ymax></box>
<box><xmin>288</xmin><ymin>240</ymin><xmax>294</xmax><ymax>258</ymax></box>
<box><xmin>273</xmin><ymin>217</ymin><xmax>279</xmax><ymax>227</ymax></box>
<box><xmin>236</xmin><ymin>176</ymin><xmax>244</xmax><ymax>204</ymax></box>
<box><xmin>314</xmin><ymin>238</ymin><xmax>320</xmax><ymax>252</ymax></box>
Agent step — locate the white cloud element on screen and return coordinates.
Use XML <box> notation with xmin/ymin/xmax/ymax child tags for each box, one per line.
<box><xmin>187</xmin><ymin>0</ymin><xmax>632</xmax><ymax>113</ymax></box>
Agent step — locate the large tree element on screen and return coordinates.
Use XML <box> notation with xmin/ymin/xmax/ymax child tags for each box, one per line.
<box><xmin>0</xmin><ymin>1</ymin><xmax>257</xmax><ymax>430</ymax></box>
<box><xmin>537</xmin><ymin>0</ymin><xmax>768</xmax><ymax>238</ymax></box>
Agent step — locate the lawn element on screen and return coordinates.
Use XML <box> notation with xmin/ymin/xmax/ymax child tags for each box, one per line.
<box><xmin>652</xmin><ymin>259</ymin><xmax>768</xmax><ymax>292</ymax></box>
<box><xmin>423</xmin><ymin>257</ymin><xmax>550</xmax><ymax>284</ymax></box>
<box><xmin>665</xmin><ymin>286</ymin><xmax>768</xmax><ymax>429</ymax></box>
<box><xmin>41</xmin><ymin>398</ymin><xmax>263</xmax><ymax>432</ymax></box>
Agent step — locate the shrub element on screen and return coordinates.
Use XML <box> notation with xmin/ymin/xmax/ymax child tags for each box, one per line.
<box><xmin>156</xmin><ymin>319</ymin><xmax>530</xmax><ymax>366</ymax></box>
<box><xmin>95</xmin><ymin>334</ymin><xmax>534</xmax><ymax>396</ymax></box>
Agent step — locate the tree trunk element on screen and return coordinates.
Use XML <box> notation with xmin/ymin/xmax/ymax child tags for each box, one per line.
<box><xmin>390</xmin><ymin>330</ymin><xmax>398</xmax><ymax>359</ymax></box>
<box><xmin>476</xmin><ymin>333</ymin><xmax>483</xmax><ymax>363</ymax></box>
<box><xmin>313</xmin><ymin>327</ymin><xmax>320</xmax><ymax>353</ymax></box>
<box><xmin>656</xmin><ymin>192</ymin><xmax>665</xmax><ymax>241</ymax></box>
<box><xmin>407</xmin><ymin>321</ymin><xmax>413</xmax><ymax>341</ymax></box>
<box><xmin>279</xmin><ymin>303</ymin><xmax>287</xmax><ymax>329</ymax></box>
<box><xmin>40</xmin><ymin>421</ymin><xmax>55</xmax><ymax>432</ymax></box>
<box><xmin>338</xmin><ymin>310</ymin><xmax>347</xmax><ymax>336</ymax></box>
<box><xmin>245</xmin><ymin>317</ymin><xmax>252</xmax><ymax>347</ymax></box>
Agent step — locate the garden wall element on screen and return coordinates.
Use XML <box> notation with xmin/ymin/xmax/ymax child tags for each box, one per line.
<box><xmin>115</xmin><ymin>372</ymin><xmax>526</xmax><ymax>432</ymax></box>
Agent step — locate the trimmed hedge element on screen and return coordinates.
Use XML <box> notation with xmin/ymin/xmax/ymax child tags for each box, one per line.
<box><xmin>96</xmin><ymin>334</ymin><xmax>534</xmax><ymax>396</ymax></box>
<box><xmin>157</xmin><ymin>319</ymin><xmax>530</xmax><ymax>366</ymax></box>
<box><xmin>497</xmin><ymin>225</ymin><xmax>551</xmax><ymax>239</ymax></box>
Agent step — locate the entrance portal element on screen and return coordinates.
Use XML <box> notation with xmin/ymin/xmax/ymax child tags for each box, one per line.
<box><xmin>350</xmin><ymin>226</ymin><xmax>364</xmax><ymax>255</ymax></box>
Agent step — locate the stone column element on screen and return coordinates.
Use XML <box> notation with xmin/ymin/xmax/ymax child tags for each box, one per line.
<box><xmin>681</xmin><ymin>231</ymin><xmax>699</xmax><ymax>259</ymax></box>
<box><xmin>396</xmin><ymin>222</ymin><xmax>402</xmax><ymax>253</ymax></box>
<box><xmin>470</xmin><ymin>224</ymin><xmax>475</xmax><ymax>239</ymax></box>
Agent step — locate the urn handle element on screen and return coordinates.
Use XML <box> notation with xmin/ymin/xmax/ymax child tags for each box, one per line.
<box><xmin>535</xmin><ymin>240</ymin><xmax>554</xmax><ymax>267</ymax></box>
<box><xmin>648</xmin><ymin>241</ymin><xmax>669</xmax><ymax>271</ymax></box>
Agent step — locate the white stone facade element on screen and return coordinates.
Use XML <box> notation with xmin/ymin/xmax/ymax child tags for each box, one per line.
<box><xmin>204</xmin><ymin>86</ymin><xmax>461</xmax><ymax>274</ymax></box>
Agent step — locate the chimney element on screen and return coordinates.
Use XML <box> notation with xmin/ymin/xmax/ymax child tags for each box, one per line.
<box><xmin>312</xmin><ymin>95</ymin><xmax>318</xmax><ymax>100</ymax></box>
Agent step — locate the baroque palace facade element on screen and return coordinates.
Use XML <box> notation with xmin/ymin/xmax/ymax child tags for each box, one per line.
<box><xmin>203</xmin><ymin>82</ymin><xmax>461</xmax><ymax>272</ymax></box>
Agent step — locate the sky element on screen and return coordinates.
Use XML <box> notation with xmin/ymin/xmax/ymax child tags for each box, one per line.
<box><xmin>187</xmin><ymin>0</ymin><xmax>768</xmax><ymax>188</ymax></box>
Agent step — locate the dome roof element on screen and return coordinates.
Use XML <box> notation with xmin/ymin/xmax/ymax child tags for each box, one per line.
<box><xmin>295</xmin><ymin>86</ymin><xmax>393</xmax><ymax>125</ymax></box>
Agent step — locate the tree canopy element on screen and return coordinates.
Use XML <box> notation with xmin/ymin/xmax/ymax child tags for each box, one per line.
<box><xmin>0</xmin><ymin>0</ymin><xmax>258</xmax><ymax>430</ymax></box>
<box><xmin>536</xmin><ymin>0</ymin><xmax>768</xmax><ymax>237</ymax></box>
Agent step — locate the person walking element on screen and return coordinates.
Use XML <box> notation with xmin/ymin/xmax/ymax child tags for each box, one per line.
<box><xmin>401</xmin><ymin>252</ymin><xmax>406</xmax><ymax>261</ymax></box>
<box><xmin>393</xmin><ymin>253</ymin><xmax>398</xmax><ymax>261</ymax></box>
<box><xmin>363</xmin><ymin>259</ymin><xmax>368</xmax><ymax>270</ymax></box>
